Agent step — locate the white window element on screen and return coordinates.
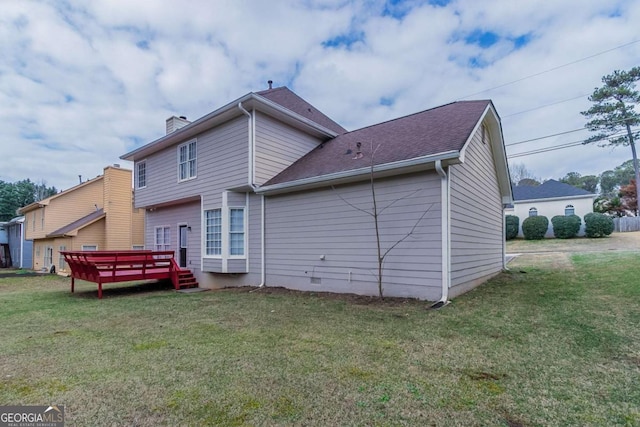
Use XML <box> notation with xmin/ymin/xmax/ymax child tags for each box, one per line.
<box><xmin>155</xmin><ymin>226</ymin><xmax>171</xmax><ymax>251</ymax></box>
<box><xmin>41</xmin><ymin>209</ymin><xmax>45</xmax><ymax>230</ymax></box>
<box><xmin>58</xmin><ymin>246</ymin><xmax>67</xmax><ymax>270</ymax></box>
<box><xmin>205</xmin><ymin>209</ymin><xmax>222</xmax><ymax>256</ymax></box>
<box><xmin>132</xmin><ymin>245</ymin><xmax>145</xmax><ymax>250</ymax></box>
<box><xmin>32</xmin><ymin>212</ymin><xmax>35</xmax><ymax>231</ymax></box>
<box><xmin>82</xmin><ymin>245</ymin><xmax>98</xmax><ymax>251</ymax></box>
<box><xmin>178</xmin><ymin>140</ymin><xmax>197</xmax><ymax>181</ymax></box>
<box><xmin>136</xmin><ymin>161</ymin><xmax>146</xmax><ymax>188</ymax></box>
<box><xmin>528</xmin><ymin>207</ymin><xmax>538</xmax><ymax>217</ymax></box>
<box><xmin>565</xmin><ymin>205</ymin><xmax>575</xmax><ymax>216</ymax></box>
<box><xmin>229</xmin><ymin>208</ymin><xmax>245</xmax><ymax>256</ymax></box>
<box><xmin>44</xmin><ymin>246</ymin><xmax>53</xmax><ymax>266</ymax></box>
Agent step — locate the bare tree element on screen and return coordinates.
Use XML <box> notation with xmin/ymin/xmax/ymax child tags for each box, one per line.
<box><xmin>332</xmin><ymin>142</ymin><xmax>432</xmax><ymax>298</ymax></box>
<box><xmin>509</xmin><ymin>162</ymin><xmax>540</xmax><ymax>186</ymax></box>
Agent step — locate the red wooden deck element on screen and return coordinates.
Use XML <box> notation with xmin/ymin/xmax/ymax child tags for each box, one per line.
<box><xmin>61</xmin><ymin>251</ymin><xmax>198</xmax><ymax>299</ymax></box>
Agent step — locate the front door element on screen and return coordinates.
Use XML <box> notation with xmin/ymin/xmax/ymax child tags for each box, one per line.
<box><xmin>179</xmin><ymin>225</ymin><xmax>188</xmax><ymax>268</ymax></box>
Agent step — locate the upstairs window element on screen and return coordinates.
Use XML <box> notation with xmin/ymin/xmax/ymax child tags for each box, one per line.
<box><xmin>136</xmin><ymin>161</ymin><xmax>146</xmax><ymax>188</ymax></box>
<box><xmin>565</xmin><ymin>205</ymin><xmax>575</xmax><ymax>216</ymax></box>
<box><xmin>178</xmin><ymin>140</ymin><xmax>197</xmax><ymax>181</ymax></box>
<box><xmin>528</xmin><ymin>207</ymin><xmax>538</xmax><ymax>217</ymax></box>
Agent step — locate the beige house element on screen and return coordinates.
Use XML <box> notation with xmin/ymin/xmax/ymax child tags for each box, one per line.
<box><xmin>20</xmin><ymin>165</ymin><xmax>144</xmax><ymax>273</ymax></box>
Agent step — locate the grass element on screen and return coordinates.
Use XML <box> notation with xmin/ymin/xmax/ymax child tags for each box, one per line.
<box><xmin>1</xmin><ymin>253</ymin><xmax>640</xmax><ymax>426</ymax></box>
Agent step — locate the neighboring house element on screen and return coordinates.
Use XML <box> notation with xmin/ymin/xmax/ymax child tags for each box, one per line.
<box><xmin>19</xmin><ymin>165</ymin><xmax>145</xmax><ymax>273</ymax></box>
<box><xmin>6</xmin><ymin>216</ymin><xmax>33</xmax><ymax>269</ymax></box>
<box><xmin>505</xmin><ymin>179</ymin><xmax>596</xmax><ymax>237</ymax></box>
<box><xmin>121</xmin><ymin>85</ymin><xmax>512</xmax><ymax>301</ymax></box>
<box><xmin>0</xmin><ymin>221</ymin><xmax>8</xmax><ymax>268</ymax></box>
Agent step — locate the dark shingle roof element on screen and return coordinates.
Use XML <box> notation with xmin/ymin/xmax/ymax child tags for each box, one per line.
<box><xmin>264</xmin><ymin>100</ymin><xmax>491</xmax><ymax>186</ymax></box>
<box><xmin>257</xmin><ymin>87</ymin><xmax>347</xmax><ymax>135</ymax></box>
<box><xmin>512</xmin><ymin>179</ymin><xmax>594</xmax><ymax>201</ymax></box>
<box><xmin>48</xmin><ymin>209</ymin><xmax>105</xmax><ymax>237</ymax></box>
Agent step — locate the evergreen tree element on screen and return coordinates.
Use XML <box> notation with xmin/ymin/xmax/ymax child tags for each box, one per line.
<box><xmin>582</xmin><ymin>67</ymin><xmax>640</xmax><ymax>213</ymax></box>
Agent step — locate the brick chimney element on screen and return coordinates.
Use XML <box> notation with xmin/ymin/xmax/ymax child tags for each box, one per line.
<box><xmin>166</xmin><ymin>115</ymin><xmax>191</xmax><ymax>134</ymax></box>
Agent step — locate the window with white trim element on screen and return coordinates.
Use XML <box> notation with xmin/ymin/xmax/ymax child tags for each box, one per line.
<box><xmin>565</xmin><ymin>205</ymin><xmax>575</xmax><ymax>216</ymax></box>
<box><xmin>229</xmin><ymin>208</ymin><xmax>245</xmax><ymax>256</ymax></box>
<box><xmin>59</xmin><ymin>245</ymin><xmax>67</xmax><ymax>270</ymax></box>
<box><xmin>178</xmin><ymin>140</ymin><xmax>197</xmax><ymax>181</ymax></box>
<box><xmin>132</xmin><ymin>245</ymin><xmax>145</xmax><ymax>250</ymax></box>
<box><xmin>155</xmin><ymin>226</ymin><xmax>171</xmax><ymax>251</ymax></box>
<box><xmin>136</xmin><ymin>161</ymin><xmax>146</xmax><ymax>188</ymax></box>
<box><xmin>82</xmin><ymin>245</ymin><xmax>98</xmax><ymax>251</ymax></box>
<box><xmin>528</xmin><ymin>207</ymin><xmax>538</xmax><ymax>217</ymax></box>
<box><xmin>205</xmin><ymin>209</ymin><xmax>222</xmax><ymax>256</ymax></box>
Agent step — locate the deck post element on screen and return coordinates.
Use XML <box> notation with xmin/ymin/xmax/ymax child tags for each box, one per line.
<box><xmin>71</xmin><ymin>277</ymin><xmax>75</xmax><ymax>293</ymax></box>
<box><xmin>98</xmin><ymin>282</ymin><xmax>102</xmax><ymax>299</ymax></box>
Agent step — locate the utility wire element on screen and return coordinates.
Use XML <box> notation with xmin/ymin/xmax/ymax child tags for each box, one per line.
<box><xmin>457</xmin><ymin>39</ymin><xmax>640</xmax><ymax>100</ymax></box>
<box><xmin>503</xmin><ymin>94</ymin><xmax>589</xmax><ymax>118</ymax></box>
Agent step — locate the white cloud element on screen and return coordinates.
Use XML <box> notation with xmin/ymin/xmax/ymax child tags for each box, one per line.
<box><xmin>0</xmin><ymin>0</ymin><xmax>638</xmax><ymax>191</ymax></box>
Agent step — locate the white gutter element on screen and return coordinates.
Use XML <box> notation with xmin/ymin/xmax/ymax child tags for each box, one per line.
<box><xmin>238</xmin><ymin>102</ymin><xmax>265</xmax><ymax>288</ymax></box>
<box><xmin>257</xmin><ymin>150</ymin><xmax>460</xmax><ymax>195</ymax></box>
<box><xmin>433</xmin><ymin>160</ymin><xmax>450</xmax><ymax>308</ymax></box>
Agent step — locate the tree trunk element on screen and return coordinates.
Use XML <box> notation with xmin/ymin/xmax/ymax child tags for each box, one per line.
<box><xmin>626</xmin><ymin>122</ymin><xmax>640</xmax><ymax>215</ymax></box>
<box><xmin>370</xmin><ymin>165</ymin><xmax>383</xmax><ymax>299</ymax></box>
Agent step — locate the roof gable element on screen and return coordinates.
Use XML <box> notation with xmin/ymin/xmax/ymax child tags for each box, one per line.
<box><xmin>256</xmin><ymin>87</ymin><xmax>347</xmax><ymax>135</ymax></box>
<box><xmin>264</xmin><ymin>100</ymin><xmax>492</xmax><ymax>186</ymax></box>
<box><xmin>47</xmin><ymin>209</ymin><xmax>105</xmax><ymax>237</ymax></box>
<box><xmin>512</xmin><ymin>179</ymin><xmax>594</xmax><ymax>201</ymax></box>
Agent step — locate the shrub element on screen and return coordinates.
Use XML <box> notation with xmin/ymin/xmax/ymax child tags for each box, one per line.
<box><xmin>551</xmin><ymin>215</ymin><xmax>581</xmax><ymax>239</ymax></box>
<box><xmin>522</xmin><ymin>215</ymin><xmax>549</xmax><ymax>240</ymax></box>
<box><xmin>584</xmin><ymin>212</ymin><xmax>614</xmax><ymax>238</ymax></box>
<box><xmin>505</xmin><ymin>215</ymin><xmax>519</xmax><ymax>240</ymax></box>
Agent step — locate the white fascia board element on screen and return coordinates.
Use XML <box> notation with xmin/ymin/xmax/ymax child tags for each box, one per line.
<box><xmin>256</xmin><ymin>151</ymin><xmax>460</xmax><ymax>195</ymax></box>
<box><xmin>513</xmin><ymin>194</ymin><xmax>597</xmax><ymax>204</ymax></box>
<box><xmin>121</xmin><ymin>94</ymin><xmax>339</xmax><ymax>162</ymax></box>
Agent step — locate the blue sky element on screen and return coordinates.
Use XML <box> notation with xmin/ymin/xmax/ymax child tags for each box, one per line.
<box><xmin>0</xmin><ymin>0</ymin><xmax>638</xmax><ymax>190</ymax></box>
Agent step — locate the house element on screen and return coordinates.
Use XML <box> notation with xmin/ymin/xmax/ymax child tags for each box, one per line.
<box><xmin>5</xmin><ymin>216</ymin><xmax>33</xmax><ymax>269</ymax></box>
<box><xmin>120</xmin><ymin>85</ymin><xmax>512</xmax><ymax>301</ymax></box>
<box><xmin>504</xmin><ymin>179</ymin><xmax>596</xmax><ymax>237</ymax></box>
<box><xmin>18</xmin><ymin>165</ymin><xmax>145</xmax><ymax>273</ymax></box>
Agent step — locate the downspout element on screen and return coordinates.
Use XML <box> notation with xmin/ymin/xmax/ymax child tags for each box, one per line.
<box><xmin>502</xmin><ymin>205</ymin><xmax>508</xmax><ymax>271</ymax></box>
<box><xmin>238</xmin><ymin>102</ymin><xmax>265</xmax><ymax>287</ymax></box>
<box><xmin>432</xmin><ymin>160</ymin><xmax>450</xmax><ymax>309</ymax></box>
<box><xmin>20</xmin><ymin>222</ymin><xmax>24</xmax><ymax>268</ymax></box>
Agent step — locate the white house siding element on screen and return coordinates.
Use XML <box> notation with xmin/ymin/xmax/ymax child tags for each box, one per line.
<box><xmin>254</xmin><ymin>112</ymin><xmax>323</xmax><ymax>186</ymax></box>
<box><xmin>264</xmin><ymin>172</ymin><xmax>443</xmax><ymax>300</ymax></box>
<box><xmin>145</xmin><ymin>200</ymin><xmax>202</xmax><ymax>277</ymax></box>
<box><xmin>135</xmin><ymin>116</ymin><xmax>249</xmax><ymax>209</ymax></box>
<box><xmin>449</xmin><ymin>124</ymin><xmax>504</xmax><ymax>295</ymax></box>
<box><xmin>509</xmin><ymin>196</ymin><xmax>594</xmax><ymax>237</ymax></box>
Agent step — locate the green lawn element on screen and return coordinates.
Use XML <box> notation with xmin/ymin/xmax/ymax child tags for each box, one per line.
<box><xmin>1</xmin><ymin>253</ymin><xmax>639</xmax><ymax>426</ymax></box>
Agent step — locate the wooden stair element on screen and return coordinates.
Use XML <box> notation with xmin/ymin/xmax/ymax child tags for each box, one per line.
<box><xmin>176</xmin><ymin>269</ymin><xmax>198</xmax><ymax>290</ymax></box>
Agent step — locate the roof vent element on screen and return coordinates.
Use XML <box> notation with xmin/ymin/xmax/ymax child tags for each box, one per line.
<box><xmin>268</xmin><ymin>80</ymin><xmax>273</xmax><ymax>90</ymax></box>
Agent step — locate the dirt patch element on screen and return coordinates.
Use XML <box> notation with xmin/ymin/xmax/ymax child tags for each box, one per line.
<box><xmin>216</xmin><ymin>285</ymin><xmax>426</xmax><ymax>307</ymax></box>
<box><xmin>508</xmin><ymin>252</ymin><xmax>574</xmax><ymax>270</ymax></box>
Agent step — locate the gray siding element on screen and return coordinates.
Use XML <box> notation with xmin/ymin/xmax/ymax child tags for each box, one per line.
<box><xmin>135</xmin><ymin>116</ymin><xmax>249</xmax><ymax>209</ymax></box>
<box><xmin>7</xmin><ymin>222</ymin><xmax>32</xmax><ymax>268</ymax></box>
<box><xmin>449</xmin><ymin>123</ymin><xmax>504</xmax><ymax>291</ymax></box>
<box><xmin>145</xmin><ymin>200</ymin><xmax>202</xmax><ymax>277</ymax></box>
<box><xmin>254</xmin><ymin>112</ymin><xmax>323</xmax><ymax>185</ymax></box>
<box><xmin>265</xmin><ymin>172</ymin><xmax>442</xmax><ymax>300</ymax></box>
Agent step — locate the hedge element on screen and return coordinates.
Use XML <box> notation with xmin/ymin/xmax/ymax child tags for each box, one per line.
<box><xmin>551</xmin><ymin>214</ymin><xmax>581</xmax><ymax>239</ymax></box>
<box><xmin>584</xmin><ymin>212</ymin><xmax>614</xmax><ymax>238</ymax></box>
<box><xmin>505</xmin><ymin>215</ymin><xmax>519</xmax><ymax>240</ymax></box>
<box><xmin>522</xmin><ymin>215</ymin><xmax>549</xmax><ymax>240</ymax></box>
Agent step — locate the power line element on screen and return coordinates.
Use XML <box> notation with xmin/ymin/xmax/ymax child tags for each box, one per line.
<box><xmin>502</xmin><ymin>94</ymin><xmax>589</xmax><ymax>118</ymax></box>
<box><xmin>457</xmin><ymin>39</ymin><xmax>640</xmax><ymax>100</ymax></box>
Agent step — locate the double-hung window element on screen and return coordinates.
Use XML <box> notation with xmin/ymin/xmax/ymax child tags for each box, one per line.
<box><xmin>178</xmin><ymin>140</ymin><xmax>197</xmax><ymax>181</ymax></box>
<box><xmin>565</xmin><ymin>205</ymin><xmax>575</xmax><ymax>216</ymax></box>
<box><xmin>229</xmin><ymin>208</ymin><xmax>245</xmax><ymax>256</ymax></box>
<box><xmin>155</xmin><ymin>226</ymin><xmax>171</xmax><ymax>251</ymax></box>
<box><xmin>136</xmin><ymin>161</ymin><xmax>146</xmax><ymax>188</ymax></box>
<box><xmin>205</xmin><ymin>209</ymin><xmax>222</xmax><ymax>256</ymax></box>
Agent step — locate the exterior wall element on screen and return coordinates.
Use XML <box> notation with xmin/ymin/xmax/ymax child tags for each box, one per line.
<box><xmin>134</xmin><ymin>116</ymin><xmax>249</xmax><ymax>208</ymax></box>
<box><xmin>144</xmin><ymin>200</ymin><xmax>202</xmax><ymax>275</ymax></box>
<box><xmin>254</xmin><ymin>112</ymin><xmax>323</xmax><ymax>185</ymax></box>
<box><xmin>264</xmin><ymin>172</ymin><xmax>443</xmax><ymax>300</ymax></box>
<box><xmin>449</xmin><ymin>122</ymin><xmax>504</xmax><ymax>294</ymax></box>
<box><xmin>131</xmin><ymin>206</ymin><xmax>145</xmax><ymax>248</ymax></box>
<box><xmin>33</xmin><ymin>237</ymin><xmax>71</xmax><ymax>272</ymax></box>
<box><xmin>23</xmin><ymin>178</ymin><xmax>104</xmax><ymax>241</ymax></box>
<box><xmin>510</xmin><ymin>196</ymin><xmax>594</xmax><ymax>237</ymax></box>
<box><xmin>103</xmin><ymin>166</ymin><xmax>133</xmax><ymax>250</ymax></box>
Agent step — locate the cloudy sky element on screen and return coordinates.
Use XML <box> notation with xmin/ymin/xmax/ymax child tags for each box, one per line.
<box><xmin>1</xmin><ymin>0</ymin><xmax>638</xmax><ymax>191</ymax></box>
